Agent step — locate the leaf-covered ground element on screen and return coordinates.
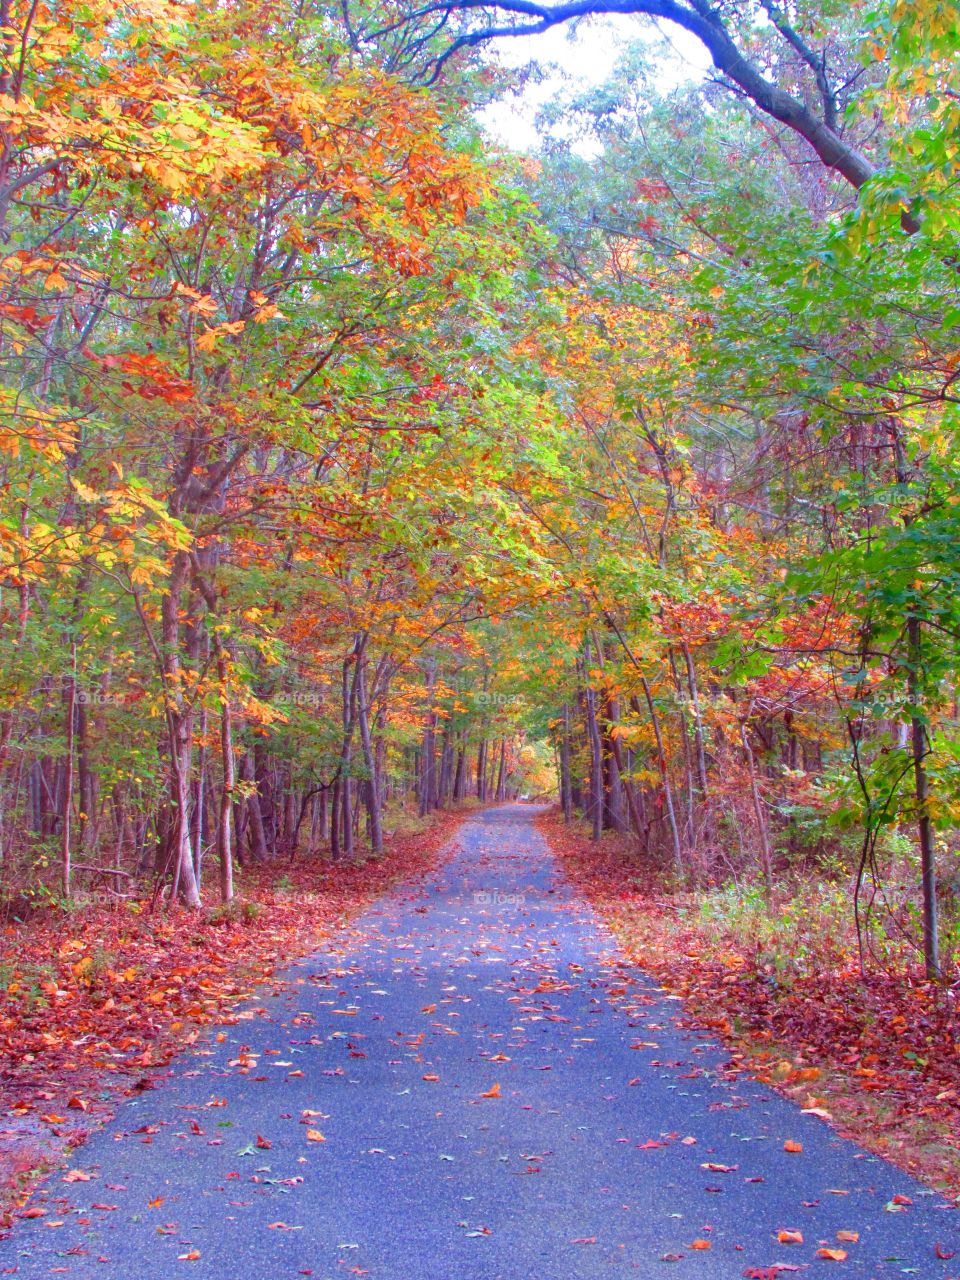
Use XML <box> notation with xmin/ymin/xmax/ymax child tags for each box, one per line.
<box><xmin>538</xmin><ymin>809</ymin><xmax>960</xmax><ymax>1204</ymax></box>
<box><xmin>0</xmin><ymin>808</ymin><xmax>464</xmax><ymax>1218</ymax></box>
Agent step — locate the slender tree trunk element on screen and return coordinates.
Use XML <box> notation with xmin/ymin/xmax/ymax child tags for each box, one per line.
<box><xmin>583</xmin><ymin>684</ymin><xmax>604</xmax><ymax>842</ymax></box>
<box><xmin>356</xmin><ymin>648</ymin><xmax>383</xmax><ymax>855</ymax></box>
<box><xmin>61</xmin><ymin>642</ymin><xmax>76</xmax><ymax>899</ymax></box>
<box><xmin>908</xmin><ymin>616</ymin><xmax>940</xmax><ymax>979</ymax></box>
<box><xmin>559</xmin><ymin>703</ymin><xmax>573</xmax><ymax>822</ymax></box>
<box><xmin>495</xmin><ymin>737</ymin><xmax>507</xmax><ymax>801</ymax></box>
<box><xmin>741</xmin><ymin>719</ymin><xmax>773</xmax><ymax>894</ymax></box>
<box><xmin>216</xmin><ymin>648</ymin><xmax>235</xmax><ymax>902</ymax></box>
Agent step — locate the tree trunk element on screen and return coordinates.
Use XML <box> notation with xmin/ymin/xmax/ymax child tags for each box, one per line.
<box><xmin>356</xmin><ymin>648</ymin><xmax>383</xmax><ymax>855</ymax></box>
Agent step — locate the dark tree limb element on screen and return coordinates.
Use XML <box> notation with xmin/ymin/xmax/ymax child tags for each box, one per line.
<box><xmin>378</xmin><ymin>0</ymin><xmax>919</xmax><ymax>227</ymax></box>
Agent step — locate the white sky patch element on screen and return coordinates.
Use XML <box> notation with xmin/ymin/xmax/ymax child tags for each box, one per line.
<box><xmin>478</xmin><ymin>13</ymin><xmax>712</xmax><ymax>153</ymax></box>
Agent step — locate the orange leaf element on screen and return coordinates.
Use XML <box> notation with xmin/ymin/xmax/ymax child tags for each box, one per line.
<box><xmin>177</xmin><ymin>1251</ymin><xmax>201</xmax><ymax>1261</ymax></box>
<box><xmin>816</xmin><ymin>1248</ymin><xmax>848</xmax><ymax>1261</ymax></box>
<box><xmin>783</xmin><ymin>1140</ymin><xmax>803</xmax><ymax>1153</ymax></box>
<box><xmin>306</xmin><ymin>1129</ymin><xmax>325</xmax><ymax>1142</ymax></box>
<box><xmin>836</xmin><ymin>1231</ymin><xmax>859</xmax><ymax>1243</ymax></box>
<box><xmin>480</xmin><ymin>1083</ymin><xmax>501</xmax><ymax>1099</ymax></box>
<box><xmin>778</xmin><ymin>1230</ymin><xmax>803</xmax><ymax>1244</ymax></box>
<box><xmin>690</xmin><ymin>1238</ymin><xmax>711</xmax><ymax>1249</ymax></box>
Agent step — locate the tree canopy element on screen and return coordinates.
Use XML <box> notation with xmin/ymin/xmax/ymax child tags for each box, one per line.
<box><xmin>1</xmin><ymin>0</ymin><xmax>959</xmax><ymax>982</ymax></box>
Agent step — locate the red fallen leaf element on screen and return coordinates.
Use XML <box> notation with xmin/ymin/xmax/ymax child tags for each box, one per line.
<box><xmin>480</xmin><ymin>1083</ymin><xmax>501</xmax><ymax>1098</ymax></box>
<box><xmin>742</xmin><ymin>1269</ymin><xmax>801</xmax><ymax>1279</ymax></box>
<box><xmin>639</xmin><ymin>1139</ymin><xmax>668</xmax><ymax>1149</ymax></box>
<box><xmin>816</xmin><ymin>1248</ymin><xmax>847</xmax><ymax>1261</ymax></box>
<box><xmin>422</xmin><ymin>1073</ymin><xmax>440</xmax><ymax>1082</ymax></box>
<box><xmin>891</xmin><ymin>1193</ymin><xmax>912</xmax><ymax>1206</ymax></box>
<box><xmin>148</xmin><ymin>1197</ymin><xmax>164</xmax><ymax>1208</ymax></box>
<box><xmin>783</xmin><ymin>1140</ymin><xmax>803</xmax><ymax>1153</ymax></box>
<box><xmin>91</xmin><ymin>1204</ymin><xmax>117</xmax><ymax>1211</ymax></box>
<box><xmin>177</xmin><ymin>1250</ymin><xmax>201</xmax><ymax>1261</ymax></box>
<box><xmin>20</xmin><ymin>1207</ymin><xmax>46</xmax><ymax>1218</ymax></box>
<box><xmin>627</xmin><ymin>1077</ymin><xmax>641</xmax><ymax>1086</ymax></box>
<box><xmin>661</xmin><ymin>1252</ymin><xmax>685</xmax><ymax>1262</ymax></box>
<box><xmin>570</xmin><ymin>1237</ymin><xmax>597</xmax><ymax>1244</ymax></box>
<box><xmin>67</xmin><ymin>1096</ymin><xmax>88</xmax><ymax>1111</ymax></box>
<box><xmin>935</xmin><ymin>1244</ymin><xmax>957</xmax><ymax>1260</ymax></box>
<box><xmin>690</xmin><ymin>1239</ymin><xmax>711</xmax><ymax>1249</ymax></box>
<box><xmin>62</xmin><ymin>1170</ymin><xmax>93</xmax><ymax>1183</ymax></box>
<box><xmin>255</xmin><ymin>1134</ymin><xmax>272</xmax><ymax>1149</ymax></box>
<box><xmin>777</xmin><ymin>1230</ymin><xmax>803</xmax><ymax>1244</ymax></box>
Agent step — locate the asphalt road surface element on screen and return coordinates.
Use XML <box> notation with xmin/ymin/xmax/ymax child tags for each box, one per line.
<box><xmin>1</xmin><ymin>805</ymin><xmax>956</xmax><ymax>1278</ymax></box>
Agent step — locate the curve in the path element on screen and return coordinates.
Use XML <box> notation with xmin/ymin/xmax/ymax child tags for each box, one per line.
<box><xmin>1</xmin><ymin>805</ymin><xmax>956</xmax><ymax>1278</ymax></box>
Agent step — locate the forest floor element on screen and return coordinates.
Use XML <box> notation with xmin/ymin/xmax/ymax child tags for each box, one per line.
<box><xmin>0</xmin><ymin>805</ymin><xmax>465</xmax><ymax>1219</ymax></box>
<box><xmin>538</xmin><ymin>808</ymin><xmax>960</xmax><ymax>1205</ymax></box>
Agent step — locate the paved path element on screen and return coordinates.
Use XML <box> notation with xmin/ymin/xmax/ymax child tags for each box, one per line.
<box><xmin>1</xmin><ymin>806</ymin><xmax>957</xmax><ymax>1277</ymax></box>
